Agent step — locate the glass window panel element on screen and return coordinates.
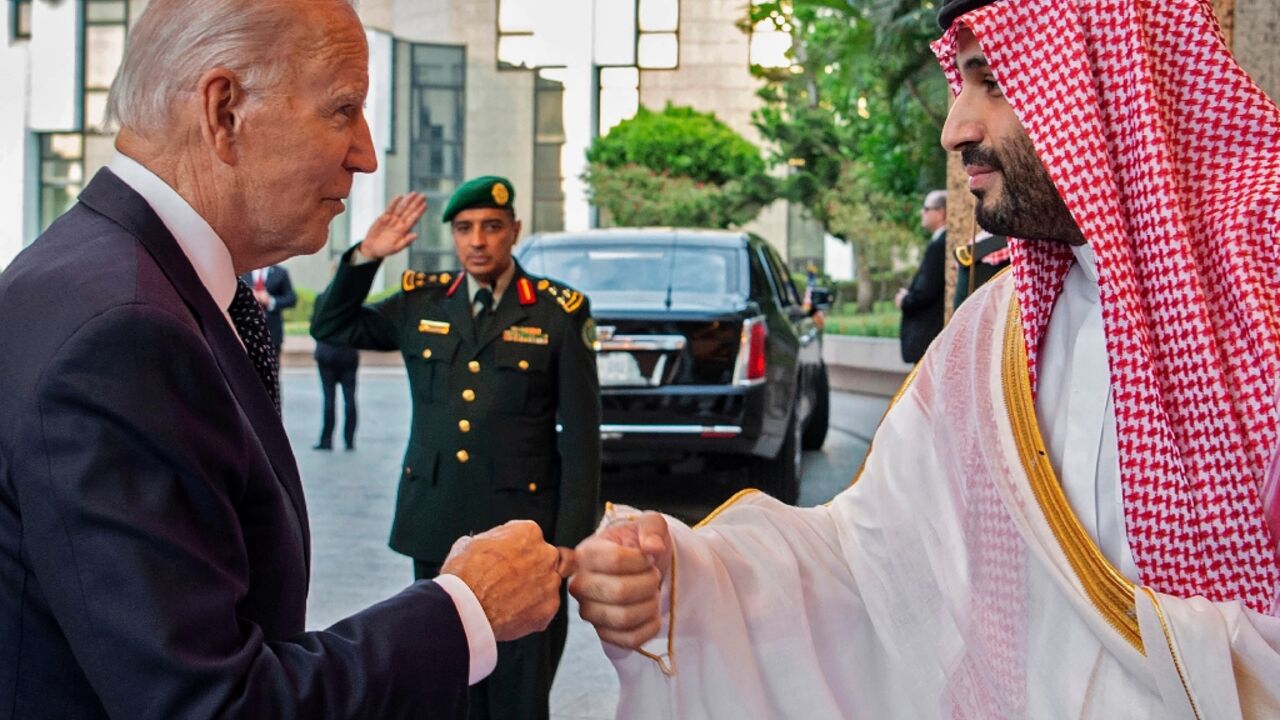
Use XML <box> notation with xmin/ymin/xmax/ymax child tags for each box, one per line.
<box><xmin>84</xmin><ymin>91</ymin><xmax>111</xmax><ymax>132</ymax></box>
<box><xmin>497</xmin><ymin>34</ymin><xmax>535</xmax><ymax>69</ymax></box>
<box><xmin>42</xmin><ymin>185</ymin><xmax>81</xmax><ymax>231</ymax></box>
<box><xmin>750</xmin><ymin>28</ymin><xmax>791</xmax><ymax>68</ymax></box>
<box><xmin>637</xmin><ymin>33</ymin><xmax>677</xmax><ymax>69</ymax></box>
<box><xmin>86</xmin><ymin>1</ymin><xmax>128</xmax><ymax>23</ymax></box>
<box><xmin>412</xmin><ymin>45</ymin><xmax>464</xmax><ymax>86</ymax></box>
<box><xmin>85</xmin><ymin>25</ymin><xmax>127</xmax><ymax>88</ymax></box>
<box><xmin>600</xmin><ymin>66</ymin><xmax>640</xmax><ymax>89</ymax></box>
<box><xmin>593</xmin><ymin>0</ymin><xmax>636</xmax><ymax>66</ymax></box>
<box><xmin>638</xmin><ymin>0</ymin><xmax>678</xmax><ymax>32</ymax></box>
<box><xmin>414</xmin><ymin>90</ymin><xmax>462</xmax><ymax>144</ymax></box>
<box><xmin>598</xmin><ymin>87</ymin><xmax>639</xmax><ymax>135</ymax></box>
<box><xmin>497</xmin><ymin>0</ymin><xmax>534</xmax><ymax>33</ymax></box>
<box><xmin>45</xmin><ymin>133</ymin><xmax>83</xmax><ymax>159</ymax></box>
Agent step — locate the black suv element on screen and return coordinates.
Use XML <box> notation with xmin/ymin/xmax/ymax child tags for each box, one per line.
<box><xmin>517</xmin><ymin>228</ymin><xmax>830</xmax><ymax>503</ymax></box>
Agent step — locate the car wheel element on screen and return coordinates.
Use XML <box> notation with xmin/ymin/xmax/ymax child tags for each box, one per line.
<box><xmin>801</xmin><ymin>363</ymin><xmax>830</xmax><ymax>451</ymax></box>
<box><xmin>750</xmin><ymin>409</ymin><xmax>801</xmax><ymax>504</ymax></box>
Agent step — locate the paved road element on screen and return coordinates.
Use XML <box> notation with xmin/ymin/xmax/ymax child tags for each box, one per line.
<box><xmin>283</xmin><ymin>368</ymin><xmax>889</xmax><ymax>719</ymax></box>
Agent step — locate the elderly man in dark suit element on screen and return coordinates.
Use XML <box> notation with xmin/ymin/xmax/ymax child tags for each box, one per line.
<box><xmin>0</xmin><ymin>1</ymin><xmax>569</xmax><ymax>718</ymax></box>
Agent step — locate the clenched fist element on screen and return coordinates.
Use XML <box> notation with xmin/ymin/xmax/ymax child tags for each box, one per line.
<box><xmin>441</xmin><ymin>520</ymin><xmax>572</xmax><ymax>642</ymax></box>
<box><xmin>568</xmin><ymin>511</ymin><xmax>670</xmax><ymax>649</ymax></box>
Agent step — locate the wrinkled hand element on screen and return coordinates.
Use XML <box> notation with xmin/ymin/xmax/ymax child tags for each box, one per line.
<box><xmin>569</xmin><ymin>512</ymin><xmax>670</xmax><ymax>649</ymax></box>
<box><xmin>441</xmin><ymin>520</ymin><xmax>571</xmax><ymax>642</ymax></box>
<box><xmin>357</xmin><ymin>192</ymin><xmax>427</xmax><ymax>261</ymax></box>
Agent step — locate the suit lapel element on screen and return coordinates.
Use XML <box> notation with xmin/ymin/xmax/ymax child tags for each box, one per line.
<box><xmin>77</xmin><ymin>170</ymin><xmax>312</xmax><ymax>562</ymax></box>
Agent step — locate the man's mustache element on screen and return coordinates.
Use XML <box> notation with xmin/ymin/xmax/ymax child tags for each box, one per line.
<box><xmin>961</xmin><ymin>145</ymin><xmax>1003</xmax><ymax>171</ymax></box>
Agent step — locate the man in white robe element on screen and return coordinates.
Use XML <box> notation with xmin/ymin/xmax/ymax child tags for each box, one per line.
<box><xmin>568</xmin><ymin>0</ymin><xmax>1280</xmax><ymax>717</ymax></box>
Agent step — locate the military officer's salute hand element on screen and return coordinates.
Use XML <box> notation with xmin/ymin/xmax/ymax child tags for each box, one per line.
<box><xmin>569</xmin><ymin>512</ymin><xmax>670</xmax><ymax>649</ymax></box>
<box><xmin>358</xmin><ymin>192</ymin><xmax>428</xmax><ymax>261</ymax></box>
<box><xmin>441</xmin><ymin>520</ymin><xmax>570</xmax><ymax>642</ymax></box>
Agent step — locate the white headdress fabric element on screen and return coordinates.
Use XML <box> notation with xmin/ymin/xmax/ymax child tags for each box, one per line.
<box><xmin>932</xmin><ymin>0</ymin><xmax>1280</xmax><ymax>613</ymax></box>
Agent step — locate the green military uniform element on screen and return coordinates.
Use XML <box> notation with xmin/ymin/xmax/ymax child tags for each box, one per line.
<box><xmin>311</xmin><ymin>178</ymin><xmax>600</xmax><ymax>720</ymax></box>
<box><xmin>953</xmin><ymin>234</ymin><xmax>1011</xmax><ymax>308</ymax></box>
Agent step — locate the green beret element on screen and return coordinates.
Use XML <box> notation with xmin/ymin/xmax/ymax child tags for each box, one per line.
<box><xmin>441</xmin><ymin>175</ymin><xmax>516</xmax><ymax>222</ymax></box>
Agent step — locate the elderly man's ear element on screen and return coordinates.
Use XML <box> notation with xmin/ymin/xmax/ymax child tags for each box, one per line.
<box><xmin>196</xmin><ymin>68</ymin><xmax>247</xmax><ymax>166</ymax></box>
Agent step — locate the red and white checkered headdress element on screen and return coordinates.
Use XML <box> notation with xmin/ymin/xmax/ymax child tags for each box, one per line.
<box><xmin>933</xmin><ymin>0</ymin><xmax>1280</xmax><ymax>614</ymax></box>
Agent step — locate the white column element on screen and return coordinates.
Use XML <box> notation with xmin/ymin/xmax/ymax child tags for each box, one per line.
<box><xmin>28</xmin><ymin>0</ymin><xmax>81</xmax><ymax>131</ymax></box>
<box><xmin>0</xmin><ymin>10</ymin><xmax>31</xmax><ymax>267</ymax></box>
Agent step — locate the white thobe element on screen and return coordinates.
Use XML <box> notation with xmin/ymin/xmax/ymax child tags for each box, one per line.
<box><xmin>605</xmin><ymin>263</ymin><xmax>1280</xmax><ymax>719</ymax></box>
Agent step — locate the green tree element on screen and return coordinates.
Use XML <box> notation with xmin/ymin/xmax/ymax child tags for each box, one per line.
<box><xmin>747</xmin><ymin>0</ymin><xmax>949</xmax><ymax>310</ymax></box>
<box><xmin>583</xmin><ymin>103</ymin><xmax>777</xmax><ymax>228</ymax></box>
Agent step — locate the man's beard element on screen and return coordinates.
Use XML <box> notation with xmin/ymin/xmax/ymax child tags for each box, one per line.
<box><xmin>963</xmin><ymin>133</ymin><xmax>1084</xmax><ymax>245</ymax></box>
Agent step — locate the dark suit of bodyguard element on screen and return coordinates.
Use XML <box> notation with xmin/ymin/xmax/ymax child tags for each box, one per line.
<box><xmin>312</xmin><ymin>176</ymin><xmax>600</xmax><ymax>719</ymax></box>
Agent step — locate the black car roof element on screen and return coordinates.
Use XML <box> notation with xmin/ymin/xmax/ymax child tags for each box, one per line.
<box><xmin>522</xmin><ymin>228</ymin><xmax>754</xmax><ymax>249</ymax></box>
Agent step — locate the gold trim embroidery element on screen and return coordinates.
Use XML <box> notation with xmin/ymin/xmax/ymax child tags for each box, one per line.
<box><xmin>1002</xmin><ymin>297</ymin><xmax>1143</xmax><ymax>653</ymax></box>
<box><xmin>1139</xmin><ymin>588</ymin><xmax>1201</xmax><ymax>719</ymax></box>
<box><xmin>695</xmin><ymin>488</ymin><xmax>760</xmax><ymax>529</ymax></box>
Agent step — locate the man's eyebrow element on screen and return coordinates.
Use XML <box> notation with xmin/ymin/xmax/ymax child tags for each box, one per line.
<box><xmin>959</xmin><ymin>56</ymin><xmax>990</xmax><ymax>72</ymax></box>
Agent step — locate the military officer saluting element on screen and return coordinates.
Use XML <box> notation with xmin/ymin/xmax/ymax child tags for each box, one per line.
<box><xmin>312</xmin><ymin>176</ymin><xmax>601</xmax><ymax>720</ymax></box>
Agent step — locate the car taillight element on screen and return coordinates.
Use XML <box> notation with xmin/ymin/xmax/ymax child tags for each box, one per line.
<box><xmin>733</xmin><ymin>317</ymin><xmax>768</xmax><ymax>386</ymax></box>
<box><xmin>747</xmin><ymin>320</ymin><xmax>767</xmax><ymax>380</ymax></box>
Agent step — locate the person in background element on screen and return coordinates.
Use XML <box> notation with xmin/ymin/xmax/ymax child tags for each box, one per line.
<box><xmin>895</xmin><ymin>189</ymin><xmax>948</xmax><ymax>363</ymax></box>
<box><xmin>242</xmin><ymin>263</ymin><xmax>297</xmax><ymax>359</ymax></box>
<box><xmin>312</xmin><ymin>179</ymin><xmax>601</xmax><ymax>720</ymax></box>
<box><xmin>313</xmin><ymin>338</ymin><xmax>359</xmax><ymax>451</ymax></box>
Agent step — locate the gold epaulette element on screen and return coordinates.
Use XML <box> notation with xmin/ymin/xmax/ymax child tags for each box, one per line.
<box><xmin>534</xmin><ymin>278</ymin><xmax>585</xmax><ymax>314</ymax></box>
<box><xmin>401</xmin><ymin>270</ymin><xmax>455</xmax><ymax>293</ymax></box>
<box><xmin>954</xmin><ymin>244</ymin><xmax>974</xmax><ymax>268</ymax></box>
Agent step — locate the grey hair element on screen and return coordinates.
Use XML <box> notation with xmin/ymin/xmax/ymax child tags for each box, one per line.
<box><xmin>104</xmin><ymin>0</ymin><xmax>356</xmax><ymax>137</ymax></box>
<box><xmin>924</xmin><ymin>189</ymin><xmax>948</xmax><ymax>210</ymax></box>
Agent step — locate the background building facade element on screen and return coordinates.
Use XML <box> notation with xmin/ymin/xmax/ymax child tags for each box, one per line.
<box><xmin>0</xmin><ymin>0</ymin><xmax>825</xmax><ymax>294</ymax></box>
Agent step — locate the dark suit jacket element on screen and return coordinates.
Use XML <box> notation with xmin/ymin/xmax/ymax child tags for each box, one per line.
<box><xmin>240</xmin><ymin>265</ymin><xmax>297</xmax><ymax>348</ymax></box>
<box><xmin>899</xmin><ymin>230</ymin><xmax>947</xmax><ymax>364</ymax></box>
<box><xmin>311</xmin><ymin>252</ymin><xmax>601</xmax><ymax>562</ymax></box>
<box><xmin>0</xmin><ymin>169</ymin><xmax>469</xmax><ymax>719</ymax></box>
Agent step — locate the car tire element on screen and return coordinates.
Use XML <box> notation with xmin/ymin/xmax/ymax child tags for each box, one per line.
<box><xmin>801</xmin><ymin>364</ymin><xmax>830</xmax><ymax>451</ymax></box>
<box><xmin>751</xmin><ymin>409</ymin><xmax>801</xmax><ymax>504</ymax></box>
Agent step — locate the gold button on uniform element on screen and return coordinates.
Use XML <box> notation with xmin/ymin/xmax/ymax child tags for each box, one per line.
<box><xmin>422</xmin><ymin>349</ymin><xmax>432</xmax><ymax>359</ymax></box>
<box><xmin>527</xmin><ymin>482</ymin><xmax>538</xmax><ymax>492</ymax></box>
<box><xmin>456</xmin><ymin>450</ymin><xmax>470</xmax><ymax>463</ymax></box>
<box><xmin>518</xmin><ymin>360</ymin><xmax>529</xmax><ymax>370</ymax></box>
<box><xmin>462</xmin><ymin>389</ymin><xmax>476</xmax><ymax>402</ymax></box>
<box><xmin>468</xmin><ymin>360</ymin><xmax>481</xmax><ymax>373</ymax></box>
<box><xmin>458</xmin><ymin>419</ymin><xmax>471</xmax><ymax>433</ymax></box>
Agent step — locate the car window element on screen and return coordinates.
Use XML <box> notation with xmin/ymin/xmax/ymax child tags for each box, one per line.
<box><xmin>520</xmin><ymin>242</ymin><xmax>748</xmax><ymax>309</ymax></box>
<box><xmin>758</xmin><ymin>243</ymin><xmax>801</xmax><ymax>308</ymax></box>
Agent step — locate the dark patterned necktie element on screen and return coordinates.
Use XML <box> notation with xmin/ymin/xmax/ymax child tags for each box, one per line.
<box><xmin>474</xmin><ymin>287</ymin><xmax>495</xmax><ymax>336</ymax></box>
<box><xmin>229</xmin><ymin>279</ymin><xmax>281</xmax><ymax>413</ymax></box>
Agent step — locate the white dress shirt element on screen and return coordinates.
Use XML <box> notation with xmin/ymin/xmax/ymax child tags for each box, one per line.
<box><xmin>109</xmin><ymin>153</ymin><xmax>497</xmax><ymax>684</ymax></box>
<box><xmin>1034</xmin><ymin>243</ymin><xmax>1140</xmax><ymax>580</ymax></box>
